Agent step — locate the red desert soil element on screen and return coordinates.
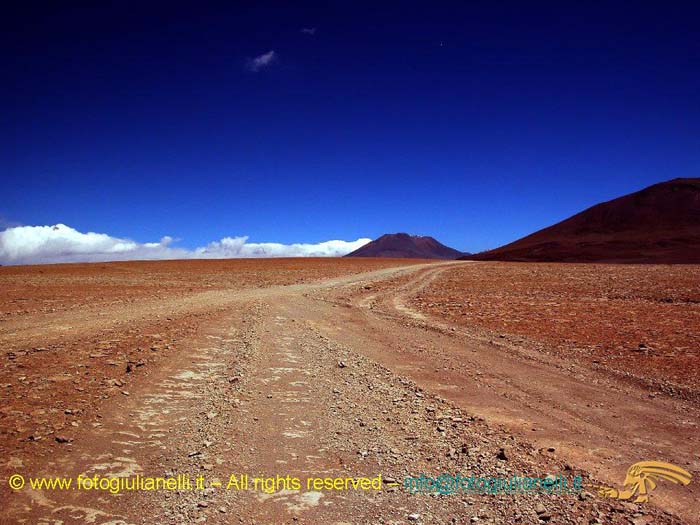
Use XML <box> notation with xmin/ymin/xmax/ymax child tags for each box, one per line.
<box><xmin>1</xmin><ymin>259</ymin><xmax>698</xmax><ymax>524</ymax></box>
<box><xmin>410</xmin><ymin>262</ymin><xmax>700</xmax><ymax>397</ymax></box>
<box><xmin>0</xmin><ymin>258</ymin><xmax>420</xmax><ymax>320</ymax></box>
<box><xmin>0</xmin><ymin>258</ymin><xmax>425</xmax><ymax>468</ymax></box>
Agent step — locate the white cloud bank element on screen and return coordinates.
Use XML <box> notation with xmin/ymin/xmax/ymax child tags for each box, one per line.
<box><xmin>247</xmin><ymin>50</ymin><xmax>277</xmax><ymax>72</ymax></box>
<box><xmin>0</xmin><ymin>224</ymin><xmax>371</xmax><ymax>265</ymax></box>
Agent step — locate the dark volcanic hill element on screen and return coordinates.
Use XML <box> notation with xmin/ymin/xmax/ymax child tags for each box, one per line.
<box><xmin>466</xmin><ymin>178</ymin><xmax>700</xmax><ymax>263</ymax></box>
<box><xmin>346</xmin><ymin>233</ymin><xmax>464</xmax><ymax>259</ymax></box>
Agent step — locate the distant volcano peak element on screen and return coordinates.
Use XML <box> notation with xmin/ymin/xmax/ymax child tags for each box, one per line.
<box><xmin>345</xmin><ymin>233</ymin><xmax>465</xmax><ymax>259</ymax></box>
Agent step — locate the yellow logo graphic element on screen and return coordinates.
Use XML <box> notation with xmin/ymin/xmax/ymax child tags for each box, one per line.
<box><xmin>596</xmin><ymin>461</ymin><xmax>692</xmax><ymax>503</ymax></box>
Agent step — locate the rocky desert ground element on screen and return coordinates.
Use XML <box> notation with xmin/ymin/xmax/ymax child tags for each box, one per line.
<box><xmin>1</xmin><ymin>259</ymin><xmax>698</xmax><ymax>524</ymax></box>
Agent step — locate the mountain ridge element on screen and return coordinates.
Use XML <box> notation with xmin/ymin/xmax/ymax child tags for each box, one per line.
<box><xmin>464</xmin><ymin>178</ymin><xmax>700</xmax><ymax>263</ymax></box>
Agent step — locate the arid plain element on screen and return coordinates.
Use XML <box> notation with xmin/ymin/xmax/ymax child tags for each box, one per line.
<box><xmin>1</xmin><ymin>259</ymin><xmax>698</xmax><ymax>524</ymax></box>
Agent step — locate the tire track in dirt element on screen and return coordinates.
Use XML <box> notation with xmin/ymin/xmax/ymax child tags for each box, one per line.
<box><xmin>3</xmin><ymin>301</ymin><xmax>263</xmax><ymax>524</ymax></box>
<box><xmin>2</xmin><ymin>262</ymin><xmax>694</xmax><ymax>524</ymax></box>
<box><xmin>308</xmin><ymin>264</ymin><xmax>699</xmax><ymax>524</ymax></box>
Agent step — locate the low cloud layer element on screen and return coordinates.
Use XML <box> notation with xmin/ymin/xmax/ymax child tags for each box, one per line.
<box><xmin>247</xmin><ymin>50</ymin><xmax>277</xmax><ymax>72</ymax></box>
<box><xmin>0</xmin><ymin>224</ymin><xmax>371</xmax><ymax>265</ymax></box>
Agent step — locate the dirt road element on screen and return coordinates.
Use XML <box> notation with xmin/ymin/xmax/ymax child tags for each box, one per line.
<box><xmin>2</xmin><ymin>262</ymin><xmax>697</xmax><ymax>524</ymax></box>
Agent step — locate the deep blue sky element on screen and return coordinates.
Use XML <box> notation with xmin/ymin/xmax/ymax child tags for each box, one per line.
<box><xmin>3</xmin><ymin>1</ymin><xmax>699</xmax><ymax>252</ymax></box>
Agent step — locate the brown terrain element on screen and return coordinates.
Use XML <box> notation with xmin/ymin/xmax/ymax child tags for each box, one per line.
<box><xmin>1</xmin><ymin>259</ymin><xmax>698</xmax><ymax>524</ymax></box>
<box><xmin>467</xmin><ymin>178</ymin><xmax>700</xmax><ymax>263</ymax></box>
<box><xmin>346</xmin><ymin>233</ymin><xmax>464</xmax><ymax>259</ymax></box>
<box><xmin>408</xmin><ymin>263</ymin><xmax>700</xmax><ymax>399</ymax></box>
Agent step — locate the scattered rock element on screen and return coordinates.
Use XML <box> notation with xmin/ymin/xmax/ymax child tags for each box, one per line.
<box><xmin>579</xmin><ymin>490</ymin><xmax>594</xmax><ymax>501</ymax></box>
